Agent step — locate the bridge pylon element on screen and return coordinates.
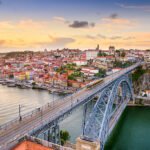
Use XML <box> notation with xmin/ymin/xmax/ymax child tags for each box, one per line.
<box><xmin>76</xmin><ymin>137</ymin><xmax>100</xmax><ymax>150</ymax></box>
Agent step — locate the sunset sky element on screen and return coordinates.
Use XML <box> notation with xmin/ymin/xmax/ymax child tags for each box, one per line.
<box><xmin>0</xmin><ymin>0</ymin><xmax>150</xmax><ymax>52</ymax></box>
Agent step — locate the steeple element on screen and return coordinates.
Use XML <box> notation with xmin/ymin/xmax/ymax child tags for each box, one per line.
<box><xmin>96</xmin><ymin>44</ymin><xmax>99</xmax><ymax>50</ymax></box>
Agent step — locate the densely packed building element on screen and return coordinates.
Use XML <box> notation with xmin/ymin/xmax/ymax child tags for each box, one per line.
<box><xmin>0</xmin><ymin>47</ymin><xmax>149</xmax><ymax>93</ymax></box>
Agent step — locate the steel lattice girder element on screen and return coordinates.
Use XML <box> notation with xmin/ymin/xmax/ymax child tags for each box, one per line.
<box><xmin>83</xmin><ymin>75</ymin><xmax>134</xmax><ymax>145</ymax></box>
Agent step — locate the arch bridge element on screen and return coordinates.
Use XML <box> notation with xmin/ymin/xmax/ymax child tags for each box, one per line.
<box><xmin>82</xmin><ymin>75</ymin><xmax>134</xmax><ymax>149</ymax></box>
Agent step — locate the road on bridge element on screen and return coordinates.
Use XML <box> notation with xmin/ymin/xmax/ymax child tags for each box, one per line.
<box><xmin>0</xmin><ymin>62</ymin><xmax>141</xmax><ymax>149</ymax></box>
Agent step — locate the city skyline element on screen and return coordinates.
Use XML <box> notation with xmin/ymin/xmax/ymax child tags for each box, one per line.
<box><xmin>0</xmin><ymin>0</ymin><xmax>150</xmax><ymax>52</ymax></box>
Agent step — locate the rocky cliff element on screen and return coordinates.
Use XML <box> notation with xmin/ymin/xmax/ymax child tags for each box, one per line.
<box><xmin>133</xmin><ymin>72</ymin><xmax>150</xmax><ymax>94</ymax></box>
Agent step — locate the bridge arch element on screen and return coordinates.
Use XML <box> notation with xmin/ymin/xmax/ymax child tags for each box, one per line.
<box><xmin>83</xmin><ymin>75</ymin><xmax>134</xmax><ymax>148</ymax></box>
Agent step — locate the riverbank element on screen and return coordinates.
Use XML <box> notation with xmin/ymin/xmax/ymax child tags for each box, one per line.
<box><xmin>128</xmin><ymin>103</ymin><xmax>150</xmax><ymax>106</ymax></box>
<box><xmin>127</xmin><ymin>97</ymin><xmax>150</xmax><ymax>107</ymax></box>
<box><xmin>0</xmin><ymin>78</ymin><xmax>76</xmax><ymax>95</ymax></box>
<box><xmin>128</xmin><ymin>104</ymin><xmax>150</xmax><ymax>106</ymax></box>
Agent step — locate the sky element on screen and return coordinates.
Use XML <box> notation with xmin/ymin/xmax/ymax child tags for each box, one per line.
<box><xmin>0</xmin><ymin>0</ymin><xmax>150</xmax><ymax>52</ymax></box>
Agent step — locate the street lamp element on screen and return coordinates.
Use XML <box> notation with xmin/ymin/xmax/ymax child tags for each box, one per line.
<box><xmin>53</xmin><ymin>92</ymin><xmax>55</xmax><ymax>108</ymax></box>
<box><xmin>19</xmin><ymin>104</ymin><xmax>25</xmax><ymax>121</ymax></box>
<box><xmin>71</xmin><ymin>94</ymin><xmax>73</xmax><ymax>107</ymax></box>
<box><xmin>41</xmin><ymin>107</ymin><xmax>43</xmax><ymax>125</ymax></box>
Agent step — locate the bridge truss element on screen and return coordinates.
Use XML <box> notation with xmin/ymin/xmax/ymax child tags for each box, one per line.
<box><xmin>82</xmin><ymin>74</ymin><xmax>134</xmax><ymax>149</ymax></box>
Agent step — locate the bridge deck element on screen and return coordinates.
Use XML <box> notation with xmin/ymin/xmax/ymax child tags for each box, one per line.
<box><xmin>0</xmin><ymin>62</ymin><xmax>142</xmax><ymax>149</ymax></box>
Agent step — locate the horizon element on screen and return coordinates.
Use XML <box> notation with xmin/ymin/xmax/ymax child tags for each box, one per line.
<box><xmin>0</xmin><ymin>48</ymin><xmax>150</xmax><ymax>54</ymax></box>
<box><xmin>0</xmin><ymin>0</ymin><xmax>150</xmax><ymax>52</ymax></box>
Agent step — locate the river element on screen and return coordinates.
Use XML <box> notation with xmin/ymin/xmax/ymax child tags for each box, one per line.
<box><xmin>0</xmin><ymin>85</ymin><xmax>60</xmax><ymax>125</ymax></box>
<box><xmin>1</xmin><ymin>85</ymin><xmax>150</xmax><ymax>149</ymax></box>
<box><xmin>105</xmin><ymin>106</ymin><xmax>150</xmax><ymax>150</ymax></box>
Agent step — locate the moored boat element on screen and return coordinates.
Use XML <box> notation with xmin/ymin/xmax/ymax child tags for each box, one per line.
<box><xmin>7</xmin><ymin>83</ymin><xmax>16</xmax><ymax>87</ymax></box>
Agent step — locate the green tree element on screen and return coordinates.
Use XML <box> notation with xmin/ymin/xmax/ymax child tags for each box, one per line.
<box><xmin>95</xmin><ymin>68</ymin><xmax>106</xmax><ymax>77</ymax></box>
<box><xmin>113</xmin><ymin>60</ymin><xmax>133</xmax><ymax>68</ymax></box>
<box><xmin>68</xmin><ymin>75</ymin><xmax>76</xmax><ymax>80</ymax></box>
<box><xmin>98</xmin><ymin>51</ymin><xmax>107</xmax><ymax>57</ymax></box>
<box><xmin>9</xmin><ymin>74</ymin><xmax>14</xmax><ymax>79</ymax></box>
<box><xmin>115</xmin><ymin>50</ymin><xmax>121</xmax><ymax>57</ymax></box>
<box><xmin>121</xmin><ymin>51</ymin><xmax>126</xmax><ymax>57</ymax></box>
<box><xmin>68</xmin><ymin>71</ymin><xmax>83</xmax><ymax>80</ymax></box>
<box><xmin>60</xmin><ymin>130</ymin><xmax>70</xmax><ymax>146</ymax></box>
<box><xmin>132</xmin><ymin>66</ymin><xmax>146</xmax><ymax>82</ymax></box>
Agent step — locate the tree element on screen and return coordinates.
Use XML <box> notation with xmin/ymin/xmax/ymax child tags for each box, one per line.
<box><xmin>60</xmin><ymin>130</ymin><xmax>70</xmax><ymax>145</ymax></box>
<box><xmin>98</xmin><ymin>51</ymin><xmax>107</xmax><ymax>57</ymax></box>
<box><xmin>68</xmin><ymin>71</ymin><xmax>83</xmax><ymax>80</ymax></box>
<box><xmin>95</xmin><ymin>68</ymin><xmax>106</xmax><ymax>77</ymax></box>
<box><xmin>121</xmin><ymin>51</ymin><xmax>126</xmax><ymax>57</ymax></box>
<box><xmin>132</xmin><ymin>66</ymin><xmax>146</xmax><ymax>82</ymax></box>
<box><xmin>9</xmin><ymin>74</ymin><xmax>14</xmax><ymax>79</ymax></box>
<box><xmin>115</xmin><ymin>50</ymin><xmax>121</xmax><ymax>57</ymax></box>
<box><xmin>113</xmin><ymin>60</ymin><xmax>133</xmax><ymax>68</ymax></box>
<box><xmin>68</xmin><ymin>75</ymin><xmax>76</xmax><ymax>80</ymax></box>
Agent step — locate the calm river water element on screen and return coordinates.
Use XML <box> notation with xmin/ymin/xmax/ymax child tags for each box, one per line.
<box><xmin>1</xmin><ymin>85</ymin><xmax>150</xmax><ymax>149</ymax></box>
<box><xmin>105</xmin><ymin>106</ymin><xmax>150</xmax><ymax>150</ymax></box>
<box><xmin>0</xmin><ymin>85</ymin><xmax>60</xmax><ymax>125</ymax></box>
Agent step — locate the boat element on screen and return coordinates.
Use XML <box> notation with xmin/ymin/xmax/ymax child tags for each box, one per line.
<box><xmin>33</xmin><ymin>84</ymin><xmax>47</xmax><ymax>90</ymax></box>
<box><xmin>0</xmin><ymin>80</ymin><xmax>6</xmax><ymax>84</ymax></box>
<box><xmin>7</xmin><ymin>83</ymin><xmax>16</xmax><ymax>87</ymax></box>
<box><xmin>19</xmin><ymin>85</ymin><xmax>29</xmax><ymax>89</ymax></box>
<box><xmin>5</xmin><ymin>79</ymin><xmax>15</xmax><ymax>84</ymax></box>
<box><xmin>2</xmin><ymin>81</ymin><xmax>7</xmax><ymax>85</ymax></box>
<box><xmin>23</xmin><ymin>83</ymin><xmax>33</xmax><ymax>88</ymax></box>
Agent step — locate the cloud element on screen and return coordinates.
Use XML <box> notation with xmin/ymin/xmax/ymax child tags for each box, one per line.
<box><xmin>85</xmin><ymin>35</ymin><xmax>97</xmax><ymax>40</ymax></box>
<box><xmin>117</xmin><ymin>3</ymin><xmax>150</xmax><ymax>12</ymax></box>
<box><xmin>101</xmin><ymin>13</ymin><xmax>137</xmax><ymax>28</ymax></box>
<box><xmin>86</xmin><ymin>34</ymin><xmax>122</xmax><ymax>40</ymax></box>
<box><xmin>97</xmin><ymin>34</ymin><xmax>122</xmax><ymax>40</ymax></box>
<box><xmin>97</xmin><ymin>34</ymin><xmax>107</xmax><ymax>39</ymax></box>
<box><xmin>53</xmin><ymin>16</ymin><xmax>69</xmax><ymax>24</ymax></box>
<box><xmin>0</xmin><ymin>39</ymin><xmax>25</xmax><ymax>48</ymax></box>
<box><xmin>0</xmin><ymin>21</ymin><xmax>14</xmax><ymax>29</ymax></box>
<box><xmin>102</xmin><ymin>17</ymin><xmax>136</xmax><ymax>27</ymax></box>
<box><xmin>0</xmin><ymin>35</ymin><xmax>75</xmax><ymax>49</ymax></box>
<box><xmin>109</xmin><ymin>13</ymin><xmax>119</xmax><ymax>19</ymax></box>
<box><xmin>123</xmin><ymin>36</ymin><xmax>135</xmax><ymax>40</ymax></box>
<box><xmin>49</xmin><ymin>36</ymin><xmax>75</xmax><ymax>47</ymax></box>
<box><xmin>69</xmin><ymin>21</ymin><xmax>95</xmax><ymax>28</ymax></box>
<box><xmin>0</xmin><ymin>40</ymin><xmax>5</xmax><ymax>45</ymax></box>
<box><xmin>53</xmin><ymin>16</ymin><xmax>66</xmax><ymax>22</ymax></box>
<box><xmin>18</xmin><ymin>19</ymin><xmax>47</xmax><ymax>29</ymax></box>
<box><xmin>110</xmin><ymin>36</ymin><xmax>122</xmax><ymax>40</ymax></box>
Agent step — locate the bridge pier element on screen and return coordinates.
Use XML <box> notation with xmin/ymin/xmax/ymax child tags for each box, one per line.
<box><xmin>51</xmin><ymin>124</ymin><xmax>60</xmax><ymax>144</ymax></box>
<box><xmin>82</xmin><ymin>103</ymin><xmax>88</xmax><ymax>135</ymax></box>
<box><xmin>48</xmin><ymin>129</ymin><xmax>51</xmax><ymax>141</ymax></box>
<box><xmin>76</xmin><ymin>137</ymin><xmax>100</xmax><ymax>150</ymax></box>
<box><xmin>43</xmin><ymin>132</ymin><xmax>47</xmax><ymax>141</ymax></box>
<box><xmin>37</xmin><ymin>122</ymin><xmax>60</xmax><ymax>144</ymax></box>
